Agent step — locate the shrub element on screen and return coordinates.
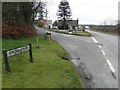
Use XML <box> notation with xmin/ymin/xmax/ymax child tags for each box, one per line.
<box><xmin>2</xmin><ymin>22</ymin><xmax>36</xmax><ymax>39</ymax></box>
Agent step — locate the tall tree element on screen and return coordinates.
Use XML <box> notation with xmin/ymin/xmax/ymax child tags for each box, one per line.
<box><xmin>2</xmin><ymin>2</ymin><xmax>34</xmax><ymax>25</ymax></box>
<box><xmin>32</xmin><ymin>1</ymin><xmax>47</xmax><ymax>20</ymax></box>
<box><xmin>2</xmin><ymin>2</ymin><xmax>47</xmax><ymax>38</ymax></box>
<box><xmin>57</xmin><ymin>0</ymin><xmax>72</xmax><ymax>29</ymax></box>
<box><xmin>52</xmin><ymin>20</ymin><xmax>58</xmax><ymax>26</ymax></box>
<box><xmin>2</xmin><ymin>2</ymin><xmax>47</xmax><ymax>25</ymax></box>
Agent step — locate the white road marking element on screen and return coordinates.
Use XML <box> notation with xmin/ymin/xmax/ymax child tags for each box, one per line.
<box><xmin>106</xmin><ymin>60</ymin><xmax>116</xmax><ymax>73</ymax></box>
<box><xmin>101</xmin><ymin>50</ymin><xmax>106</xmax><ymax>55</ymax></box>
<box><xmin>98</xmin><ymin>45</ymin><xmax>102</xmax><ymax>49</ymax></box>
<box><xmin>91</xmin><ymin>37</ymin><xmax>116</xmax><ymax>76</ymax></box>
<box><xmin>91</xmin><ymin>37</ymin><xmax>98</xmax><ymax>43</ymax></box>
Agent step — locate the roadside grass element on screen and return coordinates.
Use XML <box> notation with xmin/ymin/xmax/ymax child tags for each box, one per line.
<box><xmin>50</xmin><ymin>29</ymin><xmax>68</xmax><ymax>34</ymax></box>
<box><xmin>2</xmin><ymin>35</ymin><xmax>83</xmax><ymax>88</ymax></box>
<box><xmin>91</xmin><ymin>29</ymin><xmax>119</xmax><ymax>36</ymax></box>
<box><xmin>0</xmin><ymin>38</ymin><xmax>2</xmax><ymax>89</ymax></box>
<box><xmin>50</xmin><ymin>29</ymin><xmax>92</xmax><ymax>37</ymax></box>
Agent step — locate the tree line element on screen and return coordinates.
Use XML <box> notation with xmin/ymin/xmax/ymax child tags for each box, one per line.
<box><xmin>2</xmin><ymin>2</ymin><xmax>46</xmax><ymax>38</ymax></box>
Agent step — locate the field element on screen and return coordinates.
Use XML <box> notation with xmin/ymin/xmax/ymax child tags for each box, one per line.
<box><xmin>90</xmin><ymin>25</ymin><xmax>118</xmax><ymax>36</ymax></box>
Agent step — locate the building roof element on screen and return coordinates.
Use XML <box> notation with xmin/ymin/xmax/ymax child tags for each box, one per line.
<box><xmin>67</xmin><ymin>20</ymin><xmax>78</xmax><ymax>27</ymax></box>
<box><xmin>61</xmin><ymin>0</ymin><xmax>68</xmax><ymax>2</ymax></box>
<box><xmin>58</xmin><ymin>20</ymin><xmax>78</xmax><ymax>27</ymax></box>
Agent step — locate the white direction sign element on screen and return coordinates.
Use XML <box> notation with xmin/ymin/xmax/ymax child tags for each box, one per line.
<box><xmin>6</xmin><ymin>45</ymin><xmax>30</xmax><ymax>57</ymax></box>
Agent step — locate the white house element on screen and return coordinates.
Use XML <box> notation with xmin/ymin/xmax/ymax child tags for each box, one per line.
<box><xmin>44</xmin><ymin>20</ymin><xmax>52</xmax><ymax>29</ymax></box>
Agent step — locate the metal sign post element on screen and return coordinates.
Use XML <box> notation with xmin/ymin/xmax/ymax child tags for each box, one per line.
<box><xmin>29</xmin><ymin>44</ymin><xmax>33</xmax><ymax>63</ymax></box>
<box><xmin>3</xmin><ymin>50</ymin><xmax>10</xmax><ymax>73</ymax></box>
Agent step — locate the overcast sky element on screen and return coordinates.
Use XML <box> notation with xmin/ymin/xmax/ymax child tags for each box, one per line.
<box><xmin>43</xmin><ymin>0</ymin><xmax>119</xmax><ymax>25</ymax></box>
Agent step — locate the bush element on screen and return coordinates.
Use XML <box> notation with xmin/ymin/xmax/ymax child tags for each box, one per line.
<box><xmin>2</xmin><ymin>22</ymin><xmax>36</xmax><ymax>39</ymax></box>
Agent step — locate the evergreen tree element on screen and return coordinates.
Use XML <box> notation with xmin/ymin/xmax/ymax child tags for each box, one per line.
<box><xmin>57</xmin><ymin>0</ymin><xmax>72</xmax><ymax>29</ymax></box>
<box><xmin>52</xmin><ymin>20</ymin><xmax>58</xmax><ymax>26</ymax></box>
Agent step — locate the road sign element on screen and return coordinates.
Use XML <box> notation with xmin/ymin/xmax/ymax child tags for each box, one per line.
<box><xmin>3</xmin><ymin>44</ymin><xmax>33</xmax><ymax>73</ymax></box>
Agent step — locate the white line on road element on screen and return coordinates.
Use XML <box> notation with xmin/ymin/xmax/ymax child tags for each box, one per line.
<box><xmin>106</xmin><ymin>60</ymin><xmax>115</xmax><ymax>73</ymax></box>
<box><xmin>91</xmin><ymin>37</ymin><xmax>98</xmax><ymax>43</ymax></box>
<box><xmin>101</xmin><ymin>50</ymin><xmax>106</xmax><ymax>55</ymax></box>
<box><xmin>91</xmin><ymin>36</ymin><xmax>116</xmax><ymax>77</ymax></box>
<box><xmin>98</xmin><ymin>45</ymin><xmax>102</xmax><ymax>49</ymax></box>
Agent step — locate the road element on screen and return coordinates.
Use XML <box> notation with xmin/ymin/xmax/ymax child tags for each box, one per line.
<box><xmin>35</xmin><ymin>26</ymin><xmax>118</xmax><ymax>88</ymax></box>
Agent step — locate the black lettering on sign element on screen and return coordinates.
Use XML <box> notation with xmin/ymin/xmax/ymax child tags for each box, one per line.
<box><xmin>3</xmin><ymin>44</ymin><xmax>33</xmax><ymax>73</ymax></box>
<box><xmin>6</xmin><ymin>45</ymin><xmax>30</xmax><ymax>57</ymax></box>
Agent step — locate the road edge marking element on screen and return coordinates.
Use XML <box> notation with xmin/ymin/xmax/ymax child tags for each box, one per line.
<box><xmin>91</xmin><ymin>37</ymin><xmax>98</xmax><ymax>43</ymax></box>
<box><xmin>101</xmin><ymin>50</ymin><xmax>106</xmax><ymax>55</ymax></box>
<box><xmin>98</xmin><ymin>45</ymin><xmax>102</xmax><ymax>49</ymax></box>
<box><xmin>106</xmin><ymin>60</ymin><xmax>115</xmax><ymax>73</ymax></box>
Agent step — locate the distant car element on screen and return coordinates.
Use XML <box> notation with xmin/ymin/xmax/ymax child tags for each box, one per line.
<box><xmin>68</xmin><ymin>32</ymin><xmax>72</xmax><ymax>34</ymax></box>
<box><xmin>52</xmin><ymin>26</ymin><xmax>58</xmax><ymax>29</ymax></box>
<box><xmin>85</xmin><ymin>26</ymin><xmax>89</xmax><ymax>29</ymax></box>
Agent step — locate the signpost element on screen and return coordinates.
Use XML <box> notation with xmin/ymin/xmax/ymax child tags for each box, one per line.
<box><xmin>46</xmin><ymin>32</ymin><xmax>51</xmax><ymax>44</ymax></box>
<box><xmin>44</xmin><ymin>32</ymin><xmax>51</xmax><ymax>44</ymax></box>
<box><xmin>36</xmin><ymin>37</ymin><xmax>40</xmax><ymax>48</ymax></box>
<box><xmin>3</xmin><ymin>44</ymin><xmax>33</xmax><ymax>73</ymax></box>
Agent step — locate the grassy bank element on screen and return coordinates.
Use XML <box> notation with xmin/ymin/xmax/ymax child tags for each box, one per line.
<box><xmin>50</xmin><ymin>29</ymin><xmax>92</xmax><ymax>37</ymax></box>
<box><xmin>0</xmin><ymin>38</ymin><xmax>2</xmax><ymax>89</ymax></box>
<box><xmin>2</xmin><ymin>35</ymin><xmax>82</xmax><ymax>88</ymax></box>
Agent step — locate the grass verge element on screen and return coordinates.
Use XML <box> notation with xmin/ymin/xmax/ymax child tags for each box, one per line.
<box><xmin>72</xmin><ymin>31</ymin><xmax>92</xmax><ymax>37</ymax></box>
<box><xmin>2</xmin><ymin>35</ymin><xmax>83</xmax><ymax>88</ymax></box>
<box><xmin>0</xmin><ymin>38</ymin><xmax>2</xmax><ymax>89</ymax></box>
<box><xmin>50</xmin><ymin>29</ymin><xmax>92</xmax><ymax>37</ymax></box>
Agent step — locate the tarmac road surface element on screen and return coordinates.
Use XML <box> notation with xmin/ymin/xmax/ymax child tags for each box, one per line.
<box><xmin>35</xmin><ymin>26</ymin><xmax>118</xmax><ymax>88</ymax></box>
